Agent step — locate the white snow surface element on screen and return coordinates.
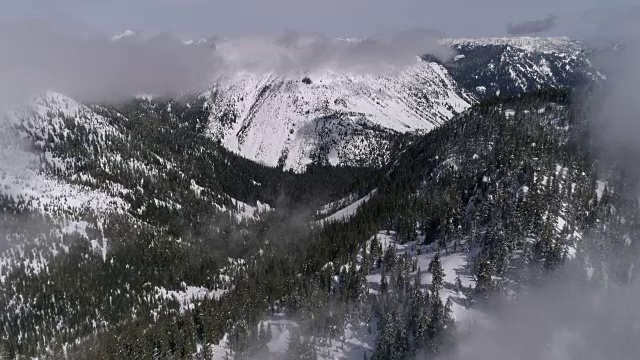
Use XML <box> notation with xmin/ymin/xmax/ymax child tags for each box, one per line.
<box><xmin>0</xmin><ymin>91</ymin><xmax>276</xmax><ymax>280</ymax></box>
<box><xmin>596</xmin><ymin>180</ymin><xmax>608</xmax><ymax>200</ymax></box>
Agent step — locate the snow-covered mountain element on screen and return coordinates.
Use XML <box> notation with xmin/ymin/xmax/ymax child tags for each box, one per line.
<box><xmin>0</xmin><ymin>91</ymin><xmax>273</xmax><ymax>222</ymax></box>
<box><xmin>204</xmin><ymin>36</ymin><xmax>602</xmax><ymax>171</ymax></box>
<box><xmin>0</xmin><ymin>92</ymin><xmax>130</xmax><ymax>217</ymax></box>
<box><xmin>439</xmin><ymin>36</ymin><xmax>585</xmax><ymax>54</ymax></box>
<box><xmin>205</xmin><ymin>59</ymin><xmax>473</xmax><ymax>170</ymax></box>
<box><xmin>182</xmin><ymin>38</ymin><xmax>208</xmax><ymax>46</ymax></box>
<box><xmin>111</xmin><ymin>29</ymin><xmax>137</xmax><ymax>42</ymax></box>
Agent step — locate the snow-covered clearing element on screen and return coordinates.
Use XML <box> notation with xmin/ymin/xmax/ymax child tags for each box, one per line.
<box><xmin>153</xmin><ymin>283</ymin><xmax>227</xmax><ymax>314</ymax></box>
<box><xmin>366</xmin><ymin>231</ymin><xmax>485</xmax><ymax>328</ymax></box>
<box><xmin>230</xmin><ymin>231</ymin><xmax>487</xmax><ymax>360</ymax></box>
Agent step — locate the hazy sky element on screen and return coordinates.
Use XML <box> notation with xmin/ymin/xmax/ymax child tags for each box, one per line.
<box><xmin>2</xmin><ymin>0</ymin><xmax>637</xmax><ymax>39</ymax></box>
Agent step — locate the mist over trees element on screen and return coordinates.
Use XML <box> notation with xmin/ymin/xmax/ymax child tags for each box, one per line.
<box><xmin>1</xmin><ymin>7</ymin><xmax>640</xmax><ymax>359</ymax></box>
<box><xmin>1</xmin><ymin>84</ymin><xmax>637</xmax><ymax>359</ymax></box>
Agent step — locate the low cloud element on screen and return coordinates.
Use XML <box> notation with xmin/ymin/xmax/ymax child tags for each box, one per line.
<box><xmin>589</xmin><ymin>6</ymin><xmax>640</xmax><ymax>155</ymax></box>
<box><xmin>211</xmin><ymin>28</ymin><xmax>454</xmax><ymax>75</ymax></box>
<box><xmin>0</xmin><ymin>21</ymin><xmax>216</xmax><ymax>105</ymax></box>
<box><xmin>0</xmin><ymin>22</ymin><xmax>454</xmax><ymax>105</ymax></box>
<box><xmin>583</xmin><ymin>4</ymin><xmax>640</xmax><ymax>201</ymax></box>
<box><xmin>506</xmin><ymin>15</ymin><xmax>557</xmax><ymax>35</ymax></box>
<box><xmin>442</xmin><ymin>8</ymin><xmax>640</xmax><ymax>360</ymax></box>
<box><xmin>441</xmin><ymin>273</ymin><xmax>640</xmax><ymax>360</ymax></box>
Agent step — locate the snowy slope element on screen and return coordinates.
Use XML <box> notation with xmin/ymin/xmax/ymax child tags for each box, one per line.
<box><xmin>205</xmin><ymin>59</ymin><xmax>474</xmax><ymax>171</ymax></box>
<box><xmin>0</xmin><ymin>91</ymin><xmax>273</xmax><ymax>272</ymax></box>
<box><xmin>1</xmin><ymin>91</ymin><xmax>270</xmax><ymax>220</ymax></box>
<box><xmin>0</xmin><ymin>92</ymin><xmax>133</xmax><ymax>284</ymax></box>
<box><xmin>0</xmin><ymin>91</ymin><xmax>130</xmax><ymax>217</ymax></box>
<box><xmin>0</xmin><ymin>91</ymin><xmax>284</xmax><ymax>314</ymax></box>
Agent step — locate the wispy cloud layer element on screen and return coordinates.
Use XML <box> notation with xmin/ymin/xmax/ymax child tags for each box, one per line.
<box><xmin>506</xmin><ymin>15</ymin><xmax>557</xmax><ymax>35</ymax></box>
<box><xmin>0</xmin><ymin>23</ymin><xmax>453</xmax><ymax>104</ymax></box>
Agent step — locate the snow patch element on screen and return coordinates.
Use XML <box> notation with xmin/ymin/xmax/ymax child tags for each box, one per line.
<box><xmin>596</xmin><ymin>181</ymin><xmax>607</xmax><ymax>200</ymax></box>
<box><xmin>153</xmin><ymin>283</ymin><xmax>226</xmax><ymax>313</ymax></box>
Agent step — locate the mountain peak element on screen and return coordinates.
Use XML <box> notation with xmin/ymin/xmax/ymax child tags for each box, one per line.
<box><xmin>111</xmin><ymin>29</ymin><xmax>137</xmax><ymax>42</ymax></box>
<box><xmin>440</xmin><ymin>36</ymin><xmax>584</xmax><ymax>54</ymax></box>
<box><xmin>181</xmin><ymin>38</ymin><xmax>208</xmax><ymax>46</ymax></box>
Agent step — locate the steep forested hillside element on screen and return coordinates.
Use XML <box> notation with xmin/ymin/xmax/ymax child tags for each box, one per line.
<box><xmin>0</xmin><ymin>88</ymin><xmax>637</xmax><ymax>359</ymax></box>
<box><xmin>0</xmin><ymin>93</ymin><xmax>379</xmax><ymax>358</ymax></box>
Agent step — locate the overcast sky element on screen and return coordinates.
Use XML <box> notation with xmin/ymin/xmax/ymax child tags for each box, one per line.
<box><xmin>1</xmin><ymin>0</ymin><xmax>637</xmax><ymax>40</ymax></box>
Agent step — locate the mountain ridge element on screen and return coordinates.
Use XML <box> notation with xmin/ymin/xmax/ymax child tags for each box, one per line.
<box><xmin>203</xmin><ymin>36</ymin><xmax>601</xmax><ymax>170</ymax></box>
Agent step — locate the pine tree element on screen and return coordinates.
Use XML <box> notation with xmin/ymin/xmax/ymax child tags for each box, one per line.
<box><xmin>428</xmin><ymin>253</ymin><xmax>444</xmax><ymax>293</ymax></box>
<box><xmin>475</xmin><ymin>258</ymin><xmax>494</xmax><ymax>295</ymax></box>
<box><xmin>287</xmin><ymin>330</ymin><xmax>317</xmax><ymax>360</ymax></box>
